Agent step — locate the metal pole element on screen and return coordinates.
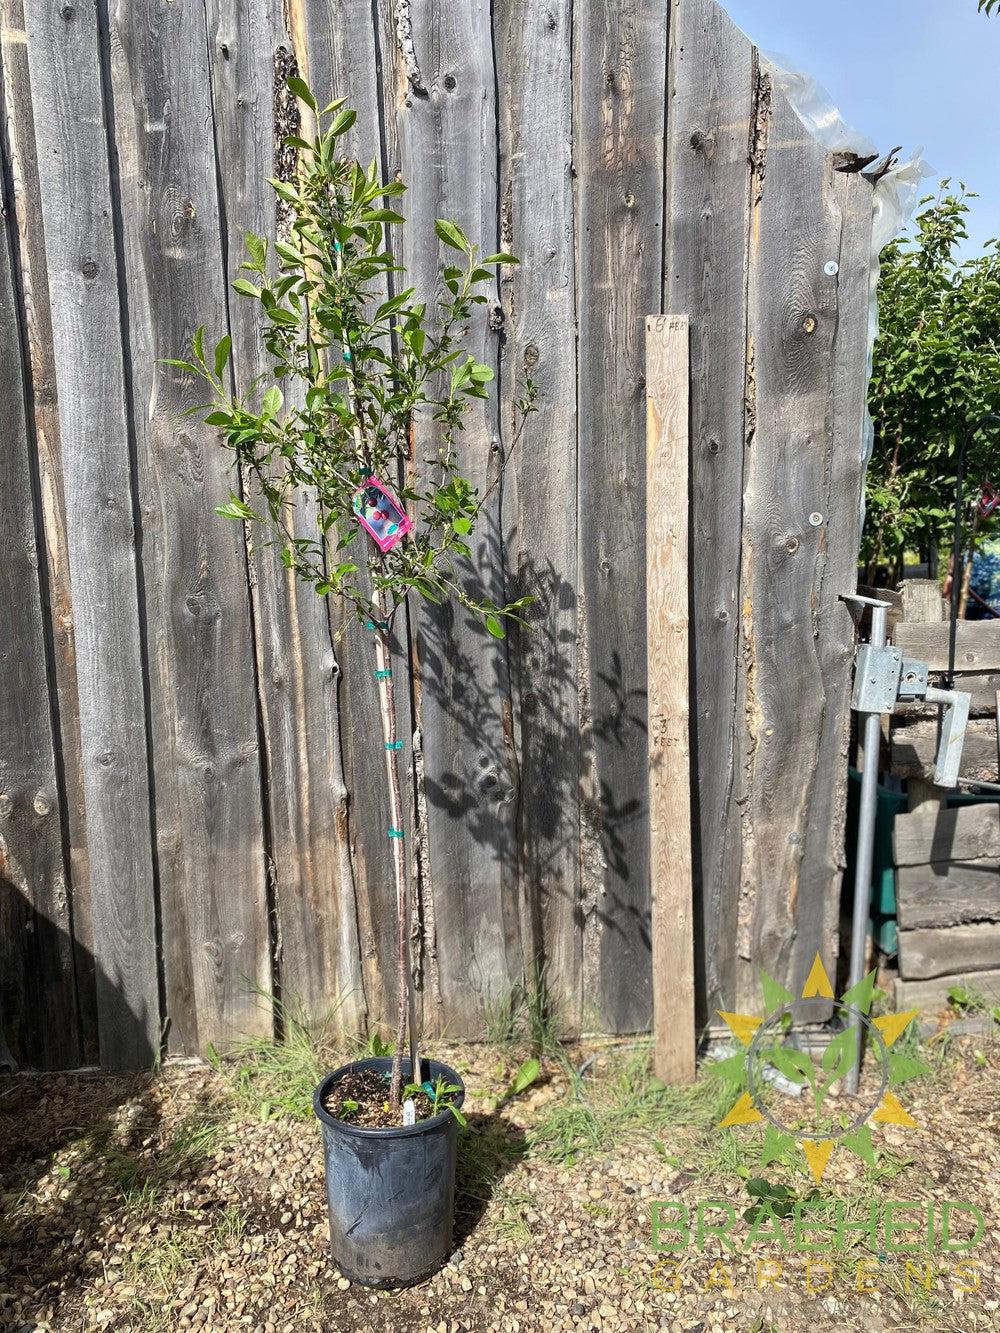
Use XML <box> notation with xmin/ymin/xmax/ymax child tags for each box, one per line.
<box><xmin>844</xmin><ymin>601</ymin><xmax>887</xmax><ymax>1095</ymax></box>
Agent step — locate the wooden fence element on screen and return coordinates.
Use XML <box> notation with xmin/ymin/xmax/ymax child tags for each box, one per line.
<box><xmin>0</xmin><ymin>0</ymin><xmax>874</xmax><ymax>1069</ymax></box>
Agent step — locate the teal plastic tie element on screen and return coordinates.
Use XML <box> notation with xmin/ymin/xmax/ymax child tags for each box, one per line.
<box><xmin>374</xmin><ymin>668</ymin><xmax>392</xmax><ymax>679</ymax></box>
<box><xmin>366</xmin><ymin>619</ymin><xmax>389</xmax><ymax>631</ymax></box>
<box><xmin>343</xmin><ymin>347</ymin><xmax>353</xmax><ymax>363</ymax></box>
<box><xmin>388</xmin><ymin>827</ymin><xmax>404</xmax><ymax>839</ymax></box>
<box><xmin>385</xmin><ymin>740</ymin><xmax>403</xmax><ymax>751</ymax></box>
<box><xmin>421</xmin><ymin>1080</ymin><xmax>436</xmax><ymax>1099</ymax></box>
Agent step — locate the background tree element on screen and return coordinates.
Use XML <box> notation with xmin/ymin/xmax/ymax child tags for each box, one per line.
<box><xmin>166</xmin><ymin>80</ymin><xmax>534</xmax><ymax>1109</ymax></box>
<box><xmin>865</xmin><ymin>183</ymin><xmax>1000</xmax><ymax>582</ymax></box>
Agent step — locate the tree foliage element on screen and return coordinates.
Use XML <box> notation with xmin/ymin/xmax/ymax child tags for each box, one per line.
<box><xmin>166</xmin><ymin>84</ymin><xmax>535</xmax><ymax>641</ymax></box>
<box><xmin>980</xmin><ymin>1</ymin><xmax>998</xmax><ymax>15</ymax></box>
<box><xmin>864</xmin><ymin>184</ymin><xmax>1000</xmax><ymax>576</ymax></box>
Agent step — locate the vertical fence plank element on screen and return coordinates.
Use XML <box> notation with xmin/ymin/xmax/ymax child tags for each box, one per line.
<box><xmin>0</xmin><ymin>81</ymin><xmax>78</xmax><ymax>1070</ymax></box>
<box><xmin>108</xmin><ymin>0</ymin><xmax>270</xmax><ymax>1052</ymax></box>
<box><xmin>737</xmin><ymin>76</ymin><xmax>869</xmax><ymax>1009</ymax></box>
<box><xmin>495</xmin><ymin>0</ymin><xmax>581</xmax><ymax>1026</ymax></box>
<box><xmin>2</xmin><ymin>0</ymin><xmax>98</xmax><ymax>1061</ymax></box>
<box><xmin>664</xmin><ymin>0</ymin><xmax>753</xmax><ymax>1021</ymax></box>
<box><xmin>23</xmin><ymin>0</ymin><xmax>160</xmax><ymax>1067</ymax></box>
<box><xmin>396</xmin><ymin>0</ymin><xmax>522</xmax><ymax>1033</ymax></box>
<box><xmin>646</xmin><ymin>314</ymin><xmax>695</xmax><ymax>1082</ymax></box>
<box><xmin>203</xmin><ymin>0</ymin><xmax>367</xmax><ymax>1033</ymax></box>
<box><xmin>576</xmin><ymin>0</ymin><xmax>668</xmax><ymax>1030</ymax></box>
<box><xmin>294</xmin><ymin>0</ymin><xmax>414</xmax><ymax>1032</ymax></box>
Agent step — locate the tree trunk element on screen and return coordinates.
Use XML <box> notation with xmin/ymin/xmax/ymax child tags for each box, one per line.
<box><xmin>373</xmin><ymin>592</ymin><xmax>420</xmax><ymax>1108</ymax></box>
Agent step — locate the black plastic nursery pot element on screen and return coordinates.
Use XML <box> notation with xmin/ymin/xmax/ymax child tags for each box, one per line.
<box><xmin>313</xmin><ymin>1056</ymin><xmax>465</xmax><ymax>1288</ymax></box>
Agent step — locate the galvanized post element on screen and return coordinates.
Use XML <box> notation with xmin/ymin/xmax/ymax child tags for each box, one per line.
<box><xmin>844</xmin><ymin>600</ymin><xmax>888</xmax><ymax>1095</ymax></box>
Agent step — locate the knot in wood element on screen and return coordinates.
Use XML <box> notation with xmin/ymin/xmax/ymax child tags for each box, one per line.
<box><xmin>524</xmin><ymin>343</ymin><xmax>539</xmax><ymax>368</ymax></box>
<box><xmin>785</xmin><ymin>535</ymin><xmax>799</xmax><ymax>554</ymax></box>
<box><xmin>81</xmin><ymin>259</ymin><xmax>98</xmax><ymax>279</ymax></box>
<box><xmin>34</xmin><ymin>794</ymin><xmax>51</xmax><ymax>816</ymax></box>
<box><xmin>801</xmin><ymin>313</ymin><xmax>817</xmax><ymax>335</ymax></box>
<box><xmin>707</xmin><ymin>438</ymin><xmax>721</xmax><ymax>455</ymax></box>
<box><xmin>60</xmin><ymin>4</ymin><xmax>74</xmax><ymax>18</ymax></box>
<box><xmin>442</xmin><ymin>74</ymin><xmax>457</xmax><ymax>91</ymax></box>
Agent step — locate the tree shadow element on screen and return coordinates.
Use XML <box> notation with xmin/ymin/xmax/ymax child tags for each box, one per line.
<box><xmin>415</xmin><ymin>530</ymin><xmax>651</xmax><ymax>1019</ymax></box>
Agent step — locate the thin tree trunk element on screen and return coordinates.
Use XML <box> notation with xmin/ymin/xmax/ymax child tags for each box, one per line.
<box><xmin>373</xmin><ymin>588</ymin><xmax>420</xmax><ymax>1108</ymax></box>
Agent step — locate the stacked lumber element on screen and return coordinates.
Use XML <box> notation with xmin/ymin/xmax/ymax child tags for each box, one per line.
<box><xmin>888</xmin><ymin>591</ymin><xmax>1000</xmax><ymax>1007</ymax></box>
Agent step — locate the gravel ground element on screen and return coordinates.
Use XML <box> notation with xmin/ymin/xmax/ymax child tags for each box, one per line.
<box><xmin>1</xmin><ymin>1030</ymin><xmax>998</xmax><ymax>1332</ymax></box>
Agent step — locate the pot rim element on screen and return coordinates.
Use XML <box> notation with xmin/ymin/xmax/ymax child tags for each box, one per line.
<box><xmin>313</xmin><ymin>1055</ymin><xmax>466</xmax><ymax>1139</ymax></box>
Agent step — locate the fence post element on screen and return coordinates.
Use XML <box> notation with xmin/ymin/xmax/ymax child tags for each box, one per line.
<box><xmin>646</xmin><ymin>315</ymin><xmax>696</xmax><ymax>1083</ymax></box>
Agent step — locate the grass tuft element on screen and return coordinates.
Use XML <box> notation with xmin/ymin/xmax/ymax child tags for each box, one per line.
<box><xmin>483</xmin><ymin>964</ymin><xmax>563</xmax><ymax>1055</ymax></box>
<box><xmin>207</xmin><ymin>989</ymin><xmax>345</xmax><ymax>1121</ymax></box>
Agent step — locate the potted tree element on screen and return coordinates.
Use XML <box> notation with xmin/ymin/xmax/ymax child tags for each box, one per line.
<box><xmin>165</xmin><ymin>79</ymin><xmax>534</xmax><ymax>1287</ymax></box>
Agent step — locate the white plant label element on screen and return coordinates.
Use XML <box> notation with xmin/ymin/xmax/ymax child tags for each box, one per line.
<box><xmin>402</xmin><ymin>1098</ymin><xmax>416</xmax><ymax>1126</ymax></box>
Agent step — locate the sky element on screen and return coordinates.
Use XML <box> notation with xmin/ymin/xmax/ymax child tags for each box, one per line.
<box><xmin>721</xmin><ymin>0</ymin><xmax>1000</xmax><ymax>254</ymax></box>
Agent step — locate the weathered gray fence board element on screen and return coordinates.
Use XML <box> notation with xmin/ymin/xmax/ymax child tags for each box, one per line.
<box><xmin>397</xmin><ymin>0</ymin><xmax>522</xmax><ymax>1034</ymax></box>
<box><xmin>576</xmin><ymin>0</ymin><xmax>668</xmax><ymax>1031</ymax></box>
<box><xmin>1</xmin><ymin>0</ymin><xmax>98</xmax><ymax>1063</ymax></box>
<box><xmin>736</xmin><ymin>76</ymin><xmax>865</xmax><ymax>1008</ymax></box>
<box><xmin>24</xmin><ymin>0</ymin><xmax>160</xmax><ymax>1068</ymax></box>
<box><xmin>894</xmin><ymin>620</ymin><xmax>1000</xmax><ymax>673</ymax></box>
<box><xmin>4</xmin><ymin>0</ymin><xmax>876</xmax><ymax>1065</ymax></box>
<box><xmin>892</xmin><ymin>718</ymin><xmax>998</xmax><ymax>781</ymax></box>
<box><xmin>898</xmin><ymin>923</ymin><xmax>1000</xmax><ymax>980</ymax></box>
<box><xmin>896</xmin><ymin>861</ymin><xmax>1000</xmax><ymax>929</ymax></box>
<box><xmin>496</xmin><ymin>0</ymin><xmax>581</xmax><ymax>1022</ymax></box>
<box><xmin>109</xmin><ymin>0</ymin><xmax>271</xmax><ymax>1052</ymax></box>
<box><xmin>204</xmin><ymin>0</ymin><xmax>368</xmax><ymax>1033</ymax></box>
<box><xmin>0</xmin><ymin>106</ymin><xmax>77</xmax><ymax>1070</ymax></box>
<box><xmin>895</xmin><ymin>967</ymin><xmax>1000</xmax><ymax>1011</ymax></box>
<box><xmin>297</xmin><ymin>0</ymin><xmax>415</xmax><ymax>1032</ymax></box>
<box><xmin>664</xmin><ymin>0</ymin><xmax>753</xmax><ymax>1022</ymax></box>
<box><xmin>893</xmin><ymin>804</ymin><xmax>1000</xmax><ymax>866</ymax></box>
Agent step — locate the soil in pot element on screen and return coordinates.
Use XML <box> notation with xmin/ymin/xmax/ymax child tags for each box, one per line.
<box><xmin>321</xmin><ymin>1069</ymin><xmax>436</xmax><ymax>1128</ymax></box>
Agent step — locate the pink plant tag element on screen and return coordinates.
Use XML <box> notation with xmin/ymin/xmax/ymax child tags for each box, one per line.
<box><xmin>352</xmin><ymin>476</ymin><xmax>413</xmax><ymax>553</ymax></box>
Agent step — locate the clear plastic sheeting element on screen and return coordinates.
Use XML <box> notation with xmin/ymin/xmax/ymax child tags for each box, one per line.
<box><xmin>761</xmin><ymin>51</ymin><xmax>932</xmax><ymax>490</ymax></box>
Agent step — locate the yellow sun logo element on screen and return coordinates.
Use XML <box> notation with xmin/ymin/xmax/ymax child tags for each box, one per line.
<box><xmin>713</xmin><ymin>954</ymin><xmax>922</xmax><ymax>1183</ymax></box>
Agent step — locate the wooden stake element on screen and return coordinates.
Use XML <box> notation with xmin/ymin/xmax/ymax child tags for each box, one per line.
<box><xmin>645</xmin><ymin>315</ymin><xmax>695</xmax><ymax>1083</ymax></box>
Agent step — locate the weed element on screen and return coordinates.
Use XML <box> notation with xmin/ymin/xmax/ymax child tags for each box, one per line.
<box><xmin>483</xmin><ymin>964</ymin><xmax>562</xmax><ymax>1055</ymax></box>
<box><xmin>526</xmin><ymin>1048</ymin><xmax>732</xmax><ymax>1166</ymax></box>
<box><xmin>210</xmin><ymin>989</ymin><xmax>343</xmax><ymax>1121</ymax></box>
<box><xmin>213</xmin><ymin>1203</ymin><xmax>249</xmax><ymax>1247</ymax></box>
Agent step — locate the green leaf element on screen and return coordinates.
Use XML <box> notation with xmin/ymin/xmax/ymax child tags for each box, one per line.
<box><xmin>842</xmin><ymin>1124</ymin><xmax>875</xmax><ymax>1166</ymax></box>
<box><xmin>286</xmin><ymin>76</ymin><xmax>317</xmax><ymax>112</ymax></box>
<box><xmin>888</xmin><ymin>1052</ymin><xmax>930</xmax><ymax>1085</ymax></box>
<box><xmin>763</xmin><ymin>1043</ymin><xmax>814</xmax><ymax>1088</ymax></box>
<box><xmin>204</xmin><ymin>411</ymin><xmax>233</xmax><ymax>427</ymax></box>
<box><xmin>363</xmin><ymin>209</ymin><xmax>405</xmax><ymax>224</ymax></box>
<box><xmin>232</xmin><ymin>278</ymin><xmax>261</xmax><ymax>299</ymax></box>
<box><xmin>330</xmin><ymin>107</ymin><xmax>357</xmax><ymax>136</ymax></box>
<box><xmin>485</xmin><ymin>615</ymin><xmax>505</xmax><ymax>639</ymax></box>
<box><xmin>508</xmin><ymin>1057</ymin><xmax>540</xmax><ymax>1097</ymax></box>
<box><xmin>262</xmin><ymin>386</ymin><xmax>283</xmax><ymax>417</ymax></box>
<box><xmin>216</xmin><ymin>495</ymin><xmax>254</xmax><ymax>521</ymax></box>
<box><xmin>840</xmin><ymin>969</ymin><xmax>878</xmax><ymax>1015</ymax></box>
<box><xmin>759</xmin><ymin>970</ymin><xmax>794</xmax><ymax>1012</ymax></box>
<box><xmin>435</xmin><ymin>218</ymin><xmax>470</xmax><ymax>252</ymax></box>
<box><xmin>244</xmin><ymin>232</ymin><xmax>266</xmax><ymax>269</ymax></box>
<box><xmin>192</xmin><ymin>325</ymin><xmax>205</xmax><ymax>364</ymax></box>
<box><xmin>453</xmin><ymin>517</ymin><xmax>472</xmax><ymax>536</ymax></box>
<box><xmin>482</xmin><ymin>252</ymin><xmax>519</xmax><ymax>265</ymax></box>
<box><xmin>213</xmin><ymin>334</ymin><xmax>231</xmax><ymax>380</ymax></box>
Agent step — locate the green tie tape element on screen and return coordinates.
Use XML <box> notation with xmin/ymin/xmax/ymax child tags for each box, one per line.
<box><xmin>366</xmin><ymin>619</ymin><xmax>389</xmax><ymax>631</ymax></box>
<box><xmin>374</xmin><ymin>668</ymin><xmax>392</xmax><ymax>679</ymax></box>
<box><xmin>388</xmin><ymin>827</ymin><xmax>404</xmax><ymax>839</ymax></box>
<box><xmin>385</xmin><ymin>740</ymin><xmax>403</xmax><ymax>750</ymax></box>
